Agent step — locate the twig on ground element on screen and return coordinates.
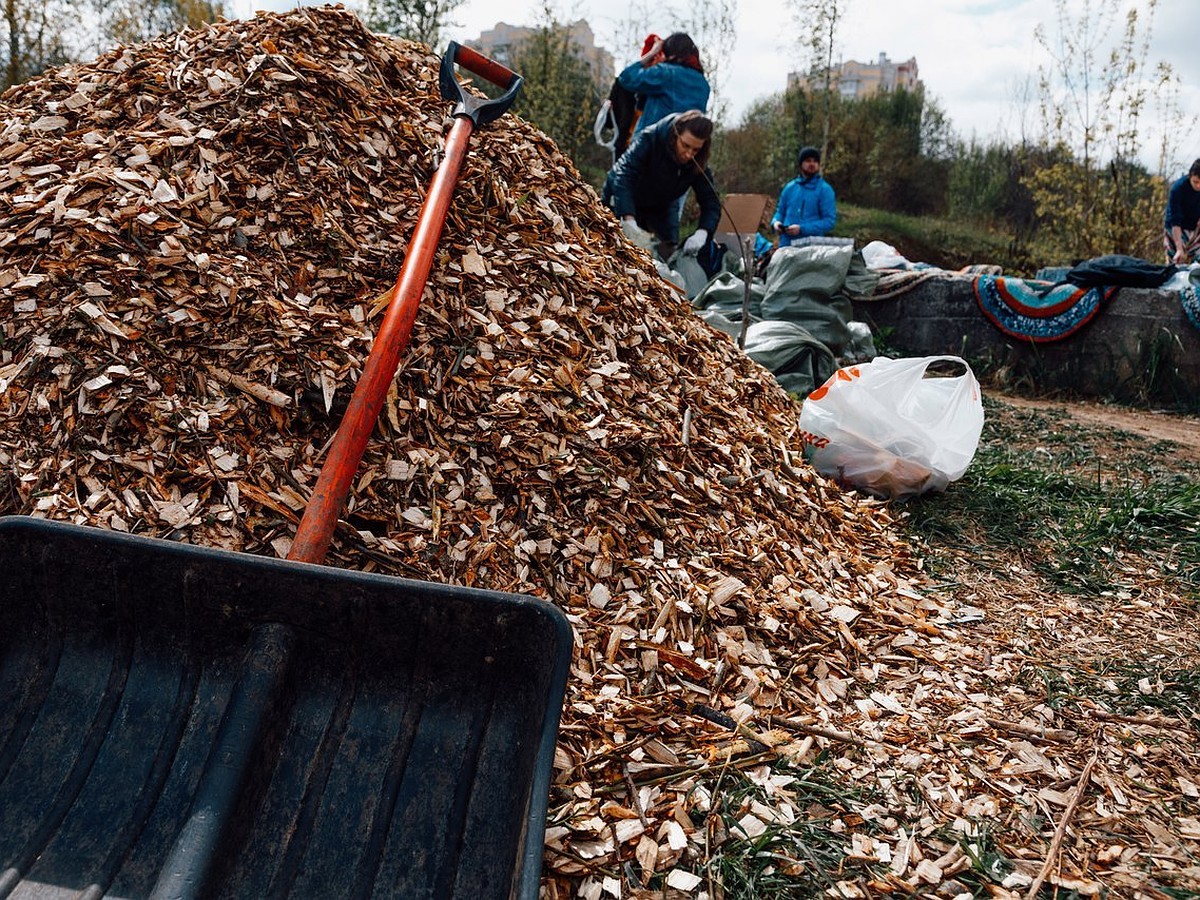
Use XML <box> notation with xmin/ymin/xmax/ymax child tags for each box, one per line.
<box><xmin>768</xmin><ymin>715</ymin><xmax>868</xmax><ymax>747</ymax></box>
<box><xmin>1025</xmin><ymin>744</ymin><xmax>1101</xmax><ymax>900</ymax></box>
<box><xmin>985</xmin><ymin>717</ymin><xmax>1079</xmax><ymax>744</ymax></box>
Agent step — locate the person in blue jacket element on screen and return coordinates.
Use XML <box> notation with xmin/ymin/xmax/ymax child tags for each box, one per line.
<box><xmin>616</xmin><ymin>32</ymin><xmax>711</xmax><ymax>136</ymax></box>
<box><xmin>603</xmin><ymin>110</ymin><xmax>721</xmax><ymax>260</ymax></box>
<box><xmin>771</xmin><ymin>146</ymin><xmax>837</xmax><ymax>246</ymax></box>
<box><xmin>1164</xmin><ymin>158</ymin><xmax>1200</xmax><ymax>264</ymax></box>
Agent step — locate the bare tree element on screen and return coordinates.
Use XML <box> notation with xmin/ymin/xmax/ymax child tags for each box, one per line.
<box><xmin>676</xmin><ymin>0</ymin><xmax>736</xmax><ymax>116</ymax></box>
<box><xmin>1149</xmin><ymin>64</ymin><xmax>1196</xmax><ymax>178</ymax></box>
<box><xmin>605</xmin><ymin>0</ymin><xmax>737</xmax><ymax>120</ymax></box>
<box><xmin>786</xmin><ymin>0</ymin><xmax>847</xmax><ymax>159</ymax></box>
<box><xmin>1027</xmin><ymin>0</ymin><xmax>1175</xmax><ymax>257</ymax></box>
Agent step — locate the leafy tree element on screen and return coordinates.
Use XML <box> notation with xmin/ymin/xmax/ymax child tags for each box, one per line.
<box><xmin>919</xmin><ymin>94</ymin><xmax>955</xmax><ymax>162</ymax></box>
<box><xmin>363</xmin><ymin>0</ymin><xmax>463</xmax><ymax>49</ymax></box>
<box><xmin>711</xmin><ymin>93</ymin><xmax>799</xmax><ymax>196</ymax></box>
<box><xmin>716</xmin><ymin>82</ymin><xmax>953</xmax><ymax>218</ymax></box>
<box><xmin>948</xmin><ymin>139</ymin><xmax>1023</xmax><ymax>226</ymax></box>
<box><xmin>507</xmin><ymin>7</ymin><xmax>608</xmax><ymax>186</ymax></box>
<box><xmin>3</xmin><ymin>0</ymin><xmax>75</xmax><ymax>88</ymax></box>
<box><xmin>93</xmin><ymin>0</ymin><xmax>223</xmax><ymax>48</ymax></box>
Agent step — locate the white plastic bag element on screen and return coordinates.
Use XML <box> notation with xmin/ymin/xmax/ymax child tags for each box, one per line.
<box><xmin>860</xmin><ymin>240</ymin><xmax>910</xmax><ymax>270</ymax></box>
<box><xmin>799</xmin><ymin>355</ymin><xmax>985</xmax><ymax>500</ymax></box>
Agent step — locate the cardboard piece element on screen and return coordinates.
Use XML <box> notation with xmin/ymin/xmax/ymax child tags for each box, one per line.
<box><xmin>714</xmin><ymin>193</ymin><xmax>771</xmax><ymax>254</ymax></box>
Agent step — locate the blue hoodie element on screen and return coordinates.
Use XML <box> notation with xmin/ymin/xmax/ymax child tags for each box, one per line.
<box><xmin>617</xmin><ymin>61</ymin><xmax>710</xmax><ymax>134</ymax></box>
<box><xmin>772</xmin><ymin>174</ymin><xmax>837</xmax><ymax>245</ymax></box>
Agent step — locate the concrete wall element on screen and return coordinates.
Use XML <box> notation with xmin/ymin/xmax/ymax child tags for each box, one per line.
<box><xmin>850</xmin><ymin>276</ymin><xmax>1200</xmax><ymax>408</ymax></box>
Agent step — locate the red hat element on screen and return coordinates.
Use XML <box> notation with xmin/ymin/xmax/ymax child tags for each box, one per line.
<box><xmin>641</xmin><ymin>33</ymin><xmax>661</xmax><ymax>55</ymax></box>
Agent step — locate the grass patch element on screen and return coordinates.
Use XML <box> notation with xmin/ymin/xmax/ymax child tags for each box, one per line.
<box><xmin>899</xmin><ymin>398</ymin><xmax>1200</xmax><ymax>599</ymax></box>
<box><xmin>834</xmin><ymin>203</ymin><xmax>1035</xmax><ymax>275</ymax></box>
<box><xmin>1038</xmin><ymin>658</ymin><xmax>1200</xmax><ymax>722</ymax></box>
<box><xmin>693</xmin><ymin>758</ymin><xmax>883</xmax><ymax>899</ymax></box>
<box><xmin>693</xmin><ymin>764</ymin><xmax>1033</xmax><ymax>898</ymax></box>
<box><xmin>935</xmin><ymin>820</ymin><xmax>1013</xmax><ymax>894</ymax></box>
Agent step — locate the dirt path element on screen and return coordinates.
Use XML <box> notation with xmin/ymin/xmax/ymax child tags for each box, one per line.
<box><xmin>996</xmin><ymin>392</ymin><xmax>1200</xmax><ymax>462</ymax></box>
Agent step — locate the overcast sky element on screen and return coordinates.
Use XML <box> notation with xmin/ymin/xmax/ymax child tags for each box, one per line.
<box><xmin>450</xmin><ymin>0</ymin><xmax>1199</xmax><ymax>173</ymax></box>
<box><xmin>242</xmin><ymin>0</ymin><xmax>1199</xmax><ymax>174</ymax></box>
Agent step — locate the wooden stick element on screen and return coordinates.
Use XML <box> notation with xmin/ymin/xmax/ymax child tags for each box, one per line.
<box><xmin>623</xmin><ymin>765</ymin><xmax>649</xmax><ymax>829</ymax></box>
<box><xmin>681</xmin><ymin>701</ymin><xmax>771</xmax><ymax>754</ymax></box>
<box><xmin>985</xmin><ymin>717</ymin><xmax>1079</xmax><ymax>744</ymax></box>
<box><xmin>767</xmin><ymin>715</ymin><xmax>867</xmax><ymax>747</ymax></box>
<box><xmin>206</xmin><ymin>364</ymin><xmax>292</xmax><ymax>407</ymax></box>
<box><xmin>1085</xmin><ymin>709</ymin><xmax>1191</xmax><ymax>731</ymax></box>
<box><xmin>596</xmin><ymin>750</ymin><xmax>778</xmax><ymax>794</ymax></box>
<box><xmin>1025</xmin><ymin>746</ymin><xmax>1100</xmax><ymax>900</ymax></box>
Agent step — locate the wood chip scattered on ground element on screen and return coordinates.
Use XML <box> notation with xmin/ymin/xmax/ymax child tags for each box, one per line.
<box><xmin>2</xmin><ymin>8</ymin><xmax>1196</xmax><ymax>897</ymax></box>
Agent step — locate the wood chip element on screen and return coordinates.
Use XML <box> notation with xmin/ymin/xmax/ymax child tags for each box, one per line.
<box><xmin>2</xmin><ymin>9</ymin><xmax>1197</xmax><ymax>898</ymax></box>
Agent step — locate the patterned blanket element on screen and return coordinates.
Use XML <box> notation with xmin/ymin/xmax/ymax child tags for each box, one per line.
<box><xmin>1182</xmin><ymin>283</ymin><xmax>1200</xmax><ymax>331</ymax></box>
<box><xmin>973</xmin><ymin>275</ymin><xmax>1117</xmax><ymax>342</ymax></box>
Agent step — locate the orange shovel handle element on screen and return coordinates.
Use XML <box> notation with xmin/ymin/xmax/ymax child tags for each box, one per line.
<box><xmin>288</xmin><ymin>46</ymin><xmax>521</xmax><ymax>565</ymax></box>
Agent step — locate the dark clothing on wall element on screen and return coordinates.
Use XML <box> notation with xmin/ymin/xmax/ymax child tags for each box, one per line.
<box><xmin>602</xmin><ymin>113</ymin><xmax>720</xmax><ymax>245</ymax></box>
<box><xmin>1064</xmin><ymin>255</ymin><xmax>1176</xmax><ymax>288</ymax></box>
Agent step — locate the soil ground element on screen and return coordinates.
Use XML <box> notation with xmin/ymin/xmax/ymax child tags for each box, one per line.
<box><xmin>997</xmin><ymin>393</ymin><xmax>1200</xmax><ymax>463</ymax></box>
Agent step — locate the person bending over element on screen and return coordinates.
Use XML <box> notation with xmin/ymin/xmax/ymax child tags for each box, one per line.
<box><xmin>1164</xmin><ymin>158</ymin><xmax>1200</xmax><ymax>265</ymax></box>
<box><xmin>603</xmin><ymin>110</ymin><xmax>720</xmax><ymax>260</ymax></box>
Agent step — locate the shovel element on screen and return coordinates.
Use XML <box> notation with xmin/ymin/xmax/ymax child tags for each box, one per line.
<box><xmin>0</xmin><ymin>42</ymin><xmax>569</xmax><ymax>900</ymax></box>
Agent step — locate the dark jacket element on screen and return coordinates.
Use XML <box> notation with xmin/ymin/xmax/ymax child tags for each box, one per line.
<box><xmin>606</xmin><ymin>79</ymin><xmax>642</xmax><ymax>159</ymax></box>
<box><xmin>603</xmin><ymin>113</ymin><xmax>720</xmax><ymax>244</ymax></box>
<box><xmin>1164</xmin><ymin>174</ymin><xmax>1200</xmax><ymax>230</ymax></box>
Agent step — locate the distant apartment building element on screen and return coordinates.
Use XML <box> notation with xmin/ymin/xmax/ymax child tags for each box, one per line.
<box><xmin>788</xmin><ymin>52</ymin><xmax>921</xmax><ymax>98</ymax></box>
<box><xmin>471</xmin><ymin>20</ymin><xmax>614</xmax><ymax>87</ymax></box>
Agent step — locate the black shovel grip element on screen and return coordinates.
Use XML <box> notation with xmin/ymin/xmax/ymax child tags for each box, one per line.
<box><xmin>439</xmin><ymin>41</ymin><xmax>523</xmax><ymax>126</ymax></box>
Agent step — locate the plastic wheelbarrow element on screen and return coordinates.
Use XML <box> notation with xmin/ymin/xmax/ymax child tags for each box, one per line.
<box><xmin>0</xmin><ymin>44</ymin><xmax>570</xmax><ymax>900</ymax></box>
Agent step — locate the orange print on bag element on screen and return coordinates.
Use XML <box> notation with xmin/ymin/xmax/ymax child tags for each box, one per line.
<box><xmin>807</xmin><ymin>365</ymin><xmax>861</xmax><ymax>402</ymax></box>
<box><xmin>799</xmin><ymin>430</ymin><xmax>830</xmax><ymax>449</ymax></box>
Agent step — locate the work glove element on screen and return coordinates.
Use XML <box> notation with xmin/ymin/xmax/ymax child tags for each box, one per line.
<box><xmin>621</xmin><ymin>216</ymin><xmax>654</xmax><ymax>250</ymax></box>
<box><xmin>682</xmin><ymin>229</ymin><xmax>708</xmax><ymax>255</ymax></box>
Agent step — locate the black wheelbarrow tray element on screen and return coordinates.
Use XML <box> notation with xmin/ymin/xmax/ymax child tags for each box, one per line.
<box><xmin>0</xmin><ymin>515</ymin><xmax>571</xmax><ymax>899</ymax></box>
<box><xmin>0</xmin><ymin>44</ymin><xmax>570</xmax><ymax>900</ymax></box>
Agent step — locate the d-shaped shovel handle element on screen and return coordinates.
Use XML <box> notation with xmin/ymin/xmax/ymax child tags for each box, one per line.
<box><xmin>287</xmin><ymin>44</ymin><xmax>522</xmax><ymax>566</ymax></box>
<box><xmin>439</xmin><ymin>41</ymin><xmax>523</xmax><ymax>126</ymax></box>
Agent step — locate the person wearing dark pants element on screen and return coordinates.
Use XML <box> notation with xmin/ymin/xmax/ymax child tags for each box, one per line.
<box><xmin>1164</xmin><ymin>158</ymin><xmax>1200</xmax><ymax>265</ymax></box>
<box><xmin>603</xmin><ymin>110</ymin><xmax>720</xmax><ymax>262</ymax></box>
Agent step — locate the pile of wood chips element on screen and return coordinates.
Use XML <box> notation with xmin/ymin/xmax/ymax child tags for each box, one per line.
<box><xmin>2</xmin><ymin>7</ymin><xmax>1196</xmax><ymax>898</ymax></box>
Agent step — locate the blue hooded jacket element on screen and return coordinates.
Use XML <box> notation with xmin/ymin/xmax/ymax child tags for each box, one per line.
<box><xmin>617</xmin><ymin>61</ymin><xmax>710</xmax><ymax>134</ymax></box>
<box><xmin>772</xmin><ymin>174</ymin><xmax>837</xmax><ymax>245</ymax></box>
